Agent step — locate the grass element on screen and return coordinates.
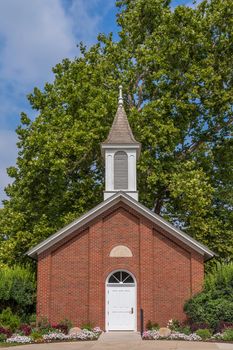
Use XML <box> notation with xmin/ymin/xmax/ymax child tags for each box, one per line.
<box><xmin>0</xmin><ymin>343</ymin><xmax>19</xmax><ymax>347</ymax></box>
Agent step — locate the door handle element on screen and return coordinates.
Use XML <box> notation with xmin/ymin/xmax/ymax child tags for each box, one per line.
<box><xmin>130</xmin><ymin>307</ymin><xmax>134</xmax><ymax>314</ymax></box>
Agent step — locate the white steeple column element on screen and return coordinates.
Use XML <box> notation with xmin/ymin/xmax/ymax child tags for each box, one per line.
<box><xmin>105</xmin><ymin>150</ymin><xmax>114</xmax><ymax>191</ymax></box>
<box><xmin>128</xmin><ymin>150</ymin><xmax>137</xmax><ymax>191</ymax></box>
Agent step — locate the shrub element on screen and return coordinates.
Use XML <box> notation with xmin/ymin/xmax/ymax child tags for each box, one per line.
<box><xmin>146</xmin><ymin>320</ymin><xmax>159</xmax><ymax>330</ymax></box>
<box><xmin>53</xmin><ymin>318</ymin><xmax>73</xmax><ymax>334</ymax></box>
<box><xmin>81</xmin><ymin>322</ymin><xmax>93</xmax><ymax>331</ymax></box>
<box><xmin>29</xmin><ymin>313</ymin><xmax>37</xmax><ymax>327</ymax></box>
<box><xmin>189</xmin><ymin>322</ymin><xmax>210</xmax><ymax>333</ymax></box>
<box><xmin>222</xmin><ymin>329</ymin><xmax>233</xmax><ymax>341</ymax></box>
<box><xmin>167</xmin><ymin>319</ymin><xmax>180</xmax><ymax>331</ymax></box>
<box><xmin>37</xmin><ymin>316</ymin><xmax>52</xmax><ymax>333</ymax></box>
<box><xmin>179</xmin><ymin>326</ymin><xmax>191</xmax><ymax>335</ymax></box>
<box><xmin>195</xmin><ymin>328</ymin><xmax>212</xmax><ymax>340</ymax></box>
<box><xmin>0</xmin><ymin>326</ymin><xmax>12</xmax><ymax>338</ymax></box>
<box><xmin>19</xmin><ymin>324</ymin><xmax>32</xmax><ymax>336</ymax></box>
<box><xmin>0</xmin><ymin>333</ymin><xmax>6</xmax><ymax>342</ymax></box>
<box><xmin>52</xmin><ymin>323</ymin><xmax>68</xmax><ymax>335</ymax></box>
<box><xmin>184</xmin><ymin>263</ymin><xmax>233</xmax><ymax>330</ymax></box>
<box><xmin>0</xmin><ymin>308</ymin><xmax>20</xmax><ymax>331</ymax></box>
<box><xmin>31</xmin><ymin>331</ymin><xmax>43</xmax><ymax>342</ymax></box>
<box><xmin>216</xmin><ymin>321</ymin><xmax>233</xmax><ymax>333</ymax></box>
<box><xmin>0</xmin><ymin>265</ymin><xmax>36</xmax><ymax>316</ymax></box>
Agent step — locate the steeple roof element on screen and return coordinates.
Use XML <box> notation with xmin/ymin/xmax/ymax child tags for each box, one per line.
<box><xmin>102</xmin><ymin>86</ymin><xmax>140</xmax><ymax>145</ymax></box>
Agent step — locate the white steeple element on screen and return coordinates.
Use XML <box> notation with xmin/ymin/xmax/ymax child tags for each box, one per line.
<box><xmin>101</xmin><ymin>86</ymin><xmax>141</xmax><ymax>201</ymax></box>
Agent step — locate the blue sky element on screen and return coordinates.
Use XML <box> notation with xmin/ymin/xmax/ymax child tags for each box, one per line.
<box><xmin>0</xmin><ymin>0</ymin><xmax>196</xmax><ymax>204</ymax></box>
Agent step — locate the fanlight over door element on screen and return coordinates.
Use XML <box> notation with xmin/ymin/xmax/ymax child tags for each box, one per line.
<box><xmin>108</xmin><ymin>271</ymin><xmax>134</xmax><ymax>284</ymax></box>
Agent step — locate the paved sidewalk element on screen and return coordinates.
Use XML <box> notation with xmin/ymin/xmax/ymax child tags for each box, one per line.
<box><xmin>1</xmin><ymin>332</ymin><xmax>232</xmax><ymax>350</ymax></box>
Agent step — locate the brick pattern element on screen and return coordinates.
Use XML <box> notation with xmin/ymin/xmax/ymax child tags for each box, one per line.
<box><xmin>37</xmin><ymin>204</ymin><xmax>204</xmax><ymax>329</ymax></box>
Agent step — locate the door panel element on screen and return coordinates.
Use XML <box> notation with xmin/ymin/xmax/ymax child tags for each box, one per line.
<box><xmin>107</xmin><ymin>286</ymin><xmax>136</xmax><ymax>331</ymax></box>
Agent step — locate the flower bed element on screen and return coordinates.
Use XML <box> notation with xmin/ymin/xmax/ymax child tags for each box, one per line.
<box><xmin>142</xmin><ymin>330</ymin><xmax>202</xmax><ymax>341</ymax></box>
<box><xmin>5</xmin><ymin>328</ymin><xmax>102</xmax><ymax>344</ymax></box>
<box><xmin>142</xmin><ymin>319</ymin><xmax>233</xmax><ymax>342</ymax></box>
<box><xmin>6</xmin><ymin>335</ymin><xmax>32</xmax><ymax>344</ymax></box>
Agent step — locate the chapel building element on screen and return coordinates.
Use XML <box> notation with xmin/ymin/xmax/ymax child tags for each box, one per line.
<box><xmin>28</xmin><ymin>87</ymin><xmax>214</xmax><ymax>331</ymax></box>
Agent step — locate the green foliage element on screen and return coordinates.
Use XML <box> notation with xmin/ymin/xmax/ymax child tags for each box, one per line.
<box><xmin>37</xmin><ymin>316</ymin><xmax>52</xmax><ymax>333</ymax></box>
<box><xmin>81</xmin><ymin>322</ymin><xmax>93</xmax><ymax>331</ymax></box>
<box><xmin>0</xmin><ymin>266</ymin><xmax>36</xmax><ymax>315</ymax></box>
<box><xmin>184</xmin><ymin>263</ymin><xmax>233</xmax><ymax>329</ymax></box>
<box><xmin>204</xmin><ymin>262</ymin><xmax>233</xmax><ymax>294</ymax></box>
<box><xmin>0</xmin><ymin>334</ymin><xmax>6</xmax><ymax>342</ymax></box>
<box><xmin>146</xmin><ymin>320</ymin><xmax>160</xmax><ymax>330</ymax></box>
<box><xmin>30</xmin><ymin>330</ymin><xmax>43</xmax><ymax>341</ymax></box>
<box><xmin>195</xmin><ymin>328</ymin><xmax>212</xmax><ymax>340</ymax></box>
<box><xmin>222</xmin><ymin>328</ymin><xmax>233</xmax><ymax>341</ymax></box>
<box><xmin>179</xmin><ymin>326</ymin><xmax>191</xmax><ymax>335</ymax></box>
<box><xmin>0</xmin><ymin>308</ymin><xmax>20</xmax><ymax>332</ymax></box>
<box><xmin>0</xmin><ymin>0</ymin><xmax>232</xmax><ymax>265</ymax></box>
<box><xmin>59</xmin><ymin>318</ymin><xmax>73</xmax><ymax>331</ymax></box>
<box><xmin>167</xmin><ymin>319</ymin><xmax>180</xmax><ymax>331</ymax></box>
<box><xmin>28</xmin><ymin>314</ymin><xmax>36</xmax><ymax>327</ymax></box>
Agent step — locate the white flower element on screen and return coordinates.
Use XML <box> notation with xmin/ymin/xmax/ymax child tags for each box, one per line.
<box><xmin>142</xmin><ymin>330</ymin><xmax>202</xmax><ymax>341</ymax></box>
<box><xmin>93</xmin><ymin>326</ymin><xmax>102</xmax><ymax>333</ymax></box>
<box><xmin>42</xmin><ymin>329</ymin><xmax>99</xmax><ymax>342</ymax></box>
<box><xmin>6</xmin><ymin>334</ymin><xmax>32</xmax><ymax>343</ymax></box>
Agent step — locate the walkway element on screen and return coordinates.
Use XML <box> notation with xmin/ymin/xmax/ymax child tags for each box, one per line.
<box><xmin>1</xmin><ymin>332</ymin><xmax>232</xmax><ymax>350</ymax></box>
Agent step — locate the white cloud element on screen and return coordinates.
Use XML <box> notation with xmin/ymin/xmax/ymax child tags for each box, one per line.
<box><xmin>0</xmin><ymin>130</ymin><xmax>18</xmax><ymax>206</ymax></box>
<box><xmin>67</xmin><ymin>0</ymin><xmax>114</xmax><ymax>45</ymax></box>
<box><xmin>0</xmin><ymin>0</ymin><xmax>115</xmax><ymax>204</ymax></box>
<box><xmin>0</xmin><ymin>0</ymin><xmax>77</xmax><ymax>85</ymax></box>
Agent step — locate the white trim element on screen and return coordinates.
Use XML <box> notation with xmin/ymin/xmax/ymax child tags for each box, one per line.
<box><xmin>105</xmin><ymin>269</ymin><xmax>137</xmax><ymax>332</ymax></box>
<box><xmin>27</xmin><ymin>192</ymin><xmax>215</xmax><ymax>260</ymax></box>
<box><xmin>101</xmin><ymin>144</ymin><xmax>141</xmax><ymax>149</ymax></box>
<box><xmin>101</xmin><ymin>144</ymin><xmax>141</xmax><ymax>159</ymax></box>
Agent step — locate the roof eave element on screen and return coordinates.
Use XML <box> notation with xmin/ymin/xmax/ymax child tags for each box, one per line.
<box><xmin>27</xmin><ymin>192</ymin><xmax>215</xmax><ymax>261</ymax></box>
<box><xmin>101</xmin><ymin>143</ymin><xmax>141</xmax><ymax>158</ymax></box>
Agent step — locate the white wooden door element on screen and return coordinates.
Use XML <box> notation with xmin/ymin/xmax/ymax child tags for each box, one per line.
<box><xmin>107</xmin><ymin>285</ymin><xmax>136</xmax><ymax>330</ymax></box>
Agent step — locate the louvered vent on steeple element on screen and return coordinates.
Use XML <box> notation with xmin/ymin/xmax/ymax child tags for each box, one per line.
<box><xmin>114</xmin><ymin>151</ymin><xmax>128</xmax><ymax>189</ymax></box>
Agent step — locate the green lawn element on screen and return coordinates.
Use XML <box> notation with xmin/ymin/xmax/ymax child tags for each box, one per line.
<box><xmin>0</xmin><ymin>343</ymin><xmax>19</xmax><ymax>347</ymax></box>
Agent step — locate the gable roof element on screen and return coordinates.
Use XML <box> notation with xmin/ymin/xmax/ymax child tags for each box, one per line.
<box><xmin>102</xmin><ymin>104</ymin><xmax>140</xmax><ymax>145</ymax></box>
<box><xmin>27</xmin><ymin>192</ymin><xmax>215</xmax><ymax>261</ymax></box>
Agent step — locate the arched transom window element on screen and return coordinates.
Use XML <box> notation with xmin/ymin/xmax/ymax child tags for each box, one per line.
<box><xmin>114</xmin><ymin>151</ymin><xmax>128</xmax><ymax>190</ymax></box>
<box><xmin>108</xmin><ymin>271</ymin><xmax>134</xmax><ymax>284</ymax></box>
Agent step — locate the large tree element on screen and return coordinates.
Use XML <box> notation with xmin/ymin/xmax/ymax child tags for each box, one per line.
<box><xmin>0</xmin><ymin>0</ymin><xmax>232</xmax><ymax>266</ymax></box>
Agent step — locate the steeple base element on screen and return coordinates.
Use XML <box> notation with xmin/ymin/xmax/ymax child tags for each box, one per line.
<box><xmin>104</xmin><ymin>191</ymin><xmax>138</xmax><ymax>201</ymax></box>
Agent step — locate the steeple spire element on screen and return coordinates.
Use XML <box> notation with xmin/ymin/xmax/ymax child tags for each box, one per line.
<box><xmin>102</xmin><ymin>86</ymin><xmax>140</xmax><ymax>146</ymax></box>
<box><xmin>101</xmin><ymin>85</ymin><xmax>141</xmax><ymax>201</ymax></box>
<box><xmin>118</xmin><ymin>85</ymin><xmax>123</xmax><ymax>106</ymax></box>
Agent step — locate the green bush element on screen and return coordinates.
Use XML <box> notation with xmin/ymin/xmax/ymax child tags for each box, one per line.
<box><xmin>31</xmin><ymin>331</ymin><xmax>43</xmax><ymax>341</ymax></box>
<box><xmin>0</xmin><ymin>265</ymin><xmax>36</xmax><ymax>316</ymax></box>
<box><xmin>29</xmin><ymin>313</ymin><xmax>37</xmax><ymax>327</ymax></box>
<box><xmin>0</xmin><ymin>308</ymin><xmax>20</xmax><ymax>331</ymax></box>
<box><xmin>195</xmin><ymin>328</ymin><xmax>212</xmax><ymax>340</ymax></box>
<box><xmin>179</xmin><ymin>326</ymin><xmax>191</xmax><ymax>335</ymax></box>
<box><xmin>81</xmin><ymin>322</ymin><xmax>93</xmax><ymax>331</ymax></box>
<box><xmin>222</xmin><ymin>329</ymin><xmax>233</xmax><ymax>341</ymax></box>
<box><xmin>184</xmin><ymin>263</ymin><xmax>233</xmax><ymax>330</ymax></box>
<box><xmin>167</xmin><ymin>319</ymin><xmax>180</xmax><ymax>331</ymax></box>
<box><xmin>146</xmin><ymin>320</ymin><xmax>159</xmax><ymax>330</ymax></box>
<box><xmin>59</xmin><ymin>318</ymin><xmax>73</xmax><ymax>331</ymax></box>
<box><xmin>0</xmin><ymin>333</ymin><xmax>6</xmax><ymax>342</ymax></box>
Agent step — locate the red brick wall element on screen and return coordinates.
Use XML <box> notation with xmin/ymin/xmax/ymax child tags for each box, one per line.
<box><xmin>37</xmin><ymin>203</ymin><xmax>204</xmax><ymax>329</ymax></box>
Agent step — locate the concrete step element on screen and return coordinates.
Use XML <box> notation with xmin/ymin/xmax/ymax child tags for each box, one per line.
<box><xmin>98</xmin><ymin>332</ymin><xmax>142</xmax><ymax>343</ymax></box>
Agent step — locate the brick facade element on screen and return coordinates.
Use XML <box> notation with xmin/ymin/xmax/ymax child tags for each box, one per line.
<box><xmin>37</xmin><ymin>202</ymin><xmax>204</xmax><ymax>330</ymax></box>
